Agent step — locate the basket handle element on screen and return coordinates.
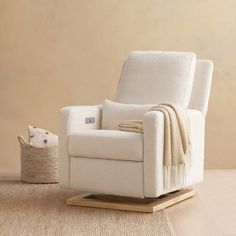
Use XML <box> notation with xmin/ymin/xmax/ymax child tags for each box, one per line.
<box><xmin>17</xmin><ymin>135</ymin><xmax>27</xmax><ymax>145</ymax></box>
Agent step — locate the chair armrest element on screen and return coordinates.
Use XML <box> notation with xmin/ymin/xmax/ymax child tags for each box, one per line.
<box><xmin>59</xmin><ymin>105</ymin><xmax>102</xmax><ymax>186</ymax></box>
<box><xmin>143</xmin><ymin>111</ymin><xmax>165</xmax><ymax>197</ymax></box>
<box><xmin>143</xmin><ymin>109</ymin><xmax>205</xmax><ymax>197</ymax></box>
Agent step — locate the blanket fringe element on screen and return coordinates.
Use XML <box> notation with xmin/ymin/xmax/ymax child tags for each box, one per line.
<box><xmin>164</xmin><ymin>146</ymin><xmax>192</xmax><ymax>190</ymax></box>
<box><xmin>164</xmin><ymin>165</ymin><xmax>187</xmax><ymax>190</ymax></box>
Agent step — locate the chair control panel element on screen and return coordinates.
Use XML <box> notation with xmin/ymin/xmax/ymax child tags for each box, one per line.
<box><xmin>85</xmin><ymin>117</ymin><xmax>96</xmax><ymax>124</ymax></box>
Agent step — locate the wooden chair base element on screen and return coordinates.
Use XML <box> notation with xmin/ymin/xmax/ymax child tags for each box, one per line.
<box><xmin>65</xmin><ymin>188</ymin><xmax>195</xmax><ymax>213</ymax></box>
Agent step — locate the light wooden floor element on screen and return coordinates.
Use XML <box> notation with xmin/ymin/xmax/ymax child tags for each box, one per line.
<box><xmin>1</xmin><ymin>170</ymin><xmax>236</xmax><ymax>236</ymax></box>
<box><xmin>167</xmin><ymin>170</ymin><xmax>236</xmax><ymax>236</ymax></box>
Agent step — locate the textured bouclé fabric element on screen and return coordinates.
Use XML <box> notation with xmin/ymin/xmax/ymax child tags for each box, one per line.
<box><xmin>116</xmin><ymin>51</ymin><xmax>196</xmax><ymax>107</ymax></box>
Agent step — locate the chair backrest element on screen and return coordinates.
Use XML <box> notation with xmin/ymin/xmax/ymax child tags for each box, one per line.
<box><xmin>116</xmin><ymin>51</ymin><xmax>213</xmax><ymax>116</ymax></box>
<box><xmin>116</xmin><ymin>51</ymin><xmax>196</xmax><ymax>108</ymax></box>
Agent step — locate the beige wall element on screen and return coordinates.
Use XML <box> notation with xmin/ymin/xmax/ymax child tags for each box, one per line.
<box><xmin>0</xmin><ymin>0</ymin><xmax>236</xmax><ymax>173</ymax></box>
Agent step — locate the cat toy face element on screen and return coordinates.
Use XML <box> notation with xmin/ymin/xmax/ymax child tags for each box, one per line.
<box><xmin>28</xmin><ymin>125</ymin><xmax>58</xmax><ymax>148</ymax></box>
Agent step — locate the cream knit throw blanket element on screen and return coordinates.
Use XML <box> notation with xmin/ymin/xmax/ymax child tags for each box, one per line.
<box><xmin>118</xmin><ymin>103</ymin><xmax>191</xmax><ymax>189</ymax></box>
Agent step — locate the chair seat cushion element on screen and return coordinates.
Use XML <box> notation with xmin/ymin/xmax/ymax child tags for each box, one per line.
<box><xmin>68</xmin><ymin>130</ymin><xmax>143</xmax><ymax>161</ymax></box>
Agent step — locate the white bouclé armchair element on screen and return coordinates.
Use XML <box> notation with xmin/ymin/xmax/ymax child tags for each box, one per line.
<box><xmin>59</xmin><ymin>51</ymin><xmax>213</xmax><ymax>200</ymax></box>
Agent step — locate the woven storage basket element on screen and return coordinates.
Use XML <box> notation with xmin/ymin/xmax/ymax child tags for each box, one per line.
<box><xmin>17</xmin><ymin>136</ymin><xmax>58</xmax><ymax>183</ymax></box>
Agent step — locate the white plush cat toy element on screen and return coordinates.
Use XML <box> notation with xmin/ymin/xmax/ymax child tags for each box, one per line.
<box><xmin>28</xmin><ymin>125</ymin><xmax>58</xmax><ymax>148</ymax></box>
